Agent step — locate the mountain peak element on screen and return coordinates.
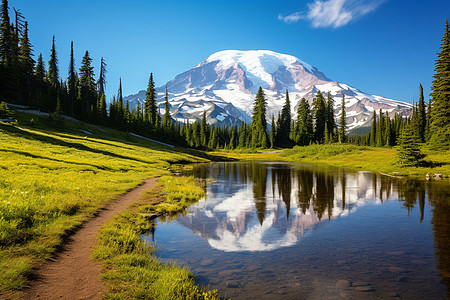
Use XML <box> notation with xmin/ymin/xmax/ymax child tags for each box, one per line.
<box><xmin>124</xmin><ymin>50</ymin><xmax>411</xmax><ymax>130</ymax></box>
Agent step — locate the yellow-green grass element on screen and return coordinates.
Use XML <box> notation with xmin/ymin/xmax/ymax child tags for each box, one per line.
<box><xmin>93</xmin><ymin>176</ymin><xmax>223</xmax><ymax>299</ymax></box>
<box><xmin>0</xmin><ymin>111</ymin><xmax>207</xmax><ymax>294</ymax></box>
<box><xmin>209</xmin><ymin>144</ymin><xmax>450</xmax><ymax>178</ymax></box>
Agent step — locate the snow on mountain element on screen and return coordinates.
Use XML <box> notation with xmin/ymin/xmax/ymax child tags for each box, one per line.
<box><xmin>124</xmin><ymin>50</ymin><xmax>412</xmax><ymax>130</ymax></box>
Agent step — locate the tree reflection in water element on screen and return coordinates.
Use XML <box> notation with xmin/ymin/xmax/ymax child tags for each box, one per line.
<box><xmin>177</xmin><ymin>162</ymin><xmax>449</xmax><ymax>297</ymax></box>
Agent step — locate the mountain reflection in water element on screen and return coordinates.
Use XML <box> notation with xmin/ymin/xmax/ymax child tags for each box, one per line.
<box><xmin>177</xmin><ymin>163</ymin><xmax>403</xmax><ymax>252</ymax></box>
<box><xmin>149</xmin><ymin>162</ymin><xmax>449</xmax><ymax>299</ymax></box>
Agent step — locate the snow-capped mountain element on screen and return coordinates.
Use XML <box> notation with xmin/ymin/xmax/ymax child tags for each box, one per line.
<box><xmin>124</xmin><ymin>50</ymin><xmax>412</xmax><ymax>130</ymax></box>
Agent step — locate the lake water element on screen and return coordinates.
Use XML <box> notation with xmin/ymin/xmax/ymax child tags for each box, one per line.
<box><xmin>142</xmin><ymin>162</ymin><xmax>450</xmax><ymax>299</ymax></box>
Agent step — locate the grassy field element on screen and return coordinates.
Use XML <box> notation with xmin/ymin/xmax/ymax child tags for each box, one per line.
<box><xmin>208</xmin><ymin>143</ymin><xmax>450</xmax><ymax>178</ymax></box>
<box><xmin>0</xmin><ymin>111</ymin><xmax>209</xmax><ymax>296</ymax></box>
<box><xmin>94</xmin><ymin>176</ymin><xmax>222</xmax><ymax>299</ymax></box>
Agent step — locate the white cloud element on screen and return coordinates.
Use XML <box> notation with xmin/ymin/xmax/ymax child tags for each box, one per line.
<box><xmin>278</xmin><ymin>0</ymin><xmax>385</xmax><ymax>28</ymax></box>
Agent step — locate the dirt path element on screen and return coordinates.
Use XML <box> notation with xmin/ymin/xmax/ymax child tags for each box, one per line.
<box><xmin>24</xmin><ymin>178</ymin><xmax>158</xmax><ymax>300</ymax></box>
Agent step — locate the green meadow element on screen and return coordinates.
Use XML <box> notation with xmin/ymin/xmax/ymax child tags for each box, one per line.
<box><xmin>0</xmin><ymin>111</ymin><xmax>208</xmax><ymax>296</ymax></box>
<box><xmin>208</xmin><ymin>143</ymin><xmax>450</xmax><ymax>178</ymax></box>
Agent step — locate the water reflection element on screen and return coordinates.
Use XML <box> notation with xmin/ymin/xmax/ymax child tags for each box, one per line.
<box><xmin>176</xmin><ymin>163</ymin><xmax>405</xmax><ymax>252</ymax></box>
<box><xmin>151</xmin><ymin>162</ymin><xmax>449</xmax><ymax>299</ymax></box>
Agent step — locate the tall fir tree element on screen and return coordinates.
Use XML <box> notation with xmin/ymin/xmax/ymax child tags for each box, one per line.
<box><xmin>250</xmin><ymin>87</ymin><xmax>269</xmax><ymax>148</ymax></box>
<box><xmin>238</xmin><ymin>122</ymin><xmax>247</xmax><ymax>148</ymax></box>
<box><xmin>0</xmin><ymin>0</ymin><xmax>13</xmax><ymax>65</ymax></box>
<box><xmin>97</xmin><ymin>57</ymin><xmax>107</xmax><ymax>98</ymax></box>
<box><xmin>200</xmin><ymin>110</ymin><xmax>208</xmax><ymax>148</ymax></box>
<box><xmin>292</xmin><ymin>97</ymin><xmax>313</xmax><ymax>146</ymax></box>
<box><xmin>270</xmin><ymin>115</ymin><xmax>275</xmax><ymax>148</ymax></box>
<box><xmin>145</xmin><ymin>73</ymin><xmax>158</xmax><ymax>127</ymax></box>
<box><xmin>338</xmin><ymin>94</ymin><xmax>346</xmax><ymax>143</ymax></box>
<box><xmin>429</xmin><ymin>19</ymin><xmax>450</xmax><ymax>148</ymax></box>
<box><xmin>417</xmin><ymin>84</ymin><xmax>427</xmax><ymax>143</ymax></box>
<box><xmin>370</xmin><ymin>110</ymin><xmax>377</xmax><ymax>146</ymax></box>
<box><xmin>18</xmin><ymin>21</ymin><xmax>34</xmax><ymax>104</ymax></box>
<box><xmin>67</xmin><ymin>41</ymin><xmax>77</xmax><ymax>115</ymax></box>
<box><xmin>162</xmin><ymin>86</ymin><xmax>172</xmax><ymax>130</ymax></box>
<box><xmin>376</xmin><ymin>109</ymin><xmax>385</xmax><ymax>147</ymax></box>
<box><xmin>78</xmin><ymin>50</ymin><xmax>96</xmax><ymax>117</ymax></box>
<box><xmin>396</xmin><ymin>123</ymin><xmax>425</xmax><ymax>167</ymax></box>
<box><xmin>312</xmin><ymin>91</ymin><xmax>326</xmax><ymax>143</ymax></box>
<box><xmin>276</xmin><ymin>90</ymin><xmax>292</xmax><ymax>147</ymax></box>
<box><xmin>326</xmin><ymin>91</ymin><xmax>336</xmax><ymax>142</ymax></box>
<box><xmin>46</xmin><ymin>35</ymin><xmax>58</xmax><ymax>87</ymax></box>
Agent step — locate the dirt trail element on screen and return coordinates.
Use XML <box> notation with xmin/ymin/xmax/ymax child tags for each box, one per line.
<box><xmin>24</xmin><ymin>178</ymin><xmax>158</xmax><ymax>300</ymax></box>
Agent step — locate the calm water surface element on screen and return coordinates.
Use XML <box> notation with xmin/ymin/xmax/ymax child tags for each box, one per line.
<box><xmin>142</xmin><ymin>162</ymin><xmax>450</xmax><ymax>299</ymax></box>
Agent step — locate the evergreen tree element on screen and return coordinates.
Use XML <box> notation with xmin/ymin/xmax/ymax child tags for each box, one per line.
<box><xmin>18</xmin><ymin>21</ymin><xmax>34</xmax><ymax>105</ymax></box>
<box><xmin>293</xmin><ymin>97</ymin><xmax>313</xmax><ymax>146</ymax></box>
<box><xmin>200</xmin><ymin>110</ymin><xmax>208</xmax><ymax>148</ymax></box>
<box><xmin>276</xmin><ymin>90</ymin><xmax>292</xmax><ymax>147</ymax></box>
<box><xmin>46</xmin><ymin>35</ymin><xmax>58</xmax><ymax>86</ymax></box>
<box><xmin>97</xmin><ymin>57</ymin><xmax>107</xmax><ymax>98</ymax></box>
<box><xmin>0</xmin><ymin>0</ymin><xmax>13</xmax><ymax>65</ymax></box>
<box><xmin>312</xmin><ymin>91</ymin><xmax>326</xmax><ymax>143</ymax></box>
<box><xmin>250</xmin><ymin>87</ymin><xmax>269</xmax><ymax>148</ymax></box>
<box><xmin>238</xmin><ymin>122</ymin><xmax>247</xmax><ymax>148</ymax></box>
<box><xmin>338</xmin><ymin>94</ymin><xmax>346</xmax><ymax>143</ymax></box>
<box><xmin>370</xmin><ymin>110</ymin><xmax>377</xmax><ymax>146</ymax></box>
<box><xmin>417</xmin><ymin>84</ymin><xmax>427</xmax><ymax>142</ymax></box>
<box><xmin>326</xmin><ymin>91</ymin><xmax>335</xmax><ymax>141</ymax></box>
<box><xmin>429</xmin><ymin>19</ymin><xmax>450</xmax><ymax>148</ymax></box>
<box><xmin>97</xmin><ymin>93</ymin><xmax>107</xmax><ymax>123</ymax></box>
<box><xmin>396</xmin><ymin>123</ymin><xmax>425</xmax><ymax>167</ymax></box>
<box><xmin>78</xmin><ymin>50</ymin><xmax>96</xmax><ymax>117</ymax></box>
<box><xmin>67</xmin><ymin>41</ymin><xmax>77</xmax><ymax>115</ymax></box>
<box><xmin>116</xmin><ymin>78</ymin><xmax>124</xmax><ymax>126</ymax></box>
<box><xmin>33</xmin><ymin>53</ymin><xmax>45</xmax><ymax>107</ymax></box>
<box><xmin>145</xmin><ymin>73</ymin><xmax>158</xmax><ymax>127</ymax></box>
<box><xmin>270</xmin><ymin>115</ymin><xmax>275</xmax><ymax>148</ymax></box>
<box><xmin>376</xmin><ymin>109</ymin><xmax>384</xmax><ymax>147</ymax></box>
<box><xmin>162</xmin><ymin>86</ymin><xmax>172</xmax><ymax>130</ymax></box>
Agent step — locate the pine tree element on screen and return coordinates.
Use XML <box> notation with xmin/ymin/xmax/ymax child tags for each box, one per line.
<box><xmin>162</xmin><ymin>86</ymin><xmax>172</xmax><ymax>130</ymax></box>
<box><xmin>97</xmin><ymin>93</ymin><xmax>107</xmax><ymax>123</ymax></box>
<box><xmin>417</xmin><ymin>84</ymin><xmax>427</xmax><ymax>142</ymax></box>
<box><xmin>293</xmin><ymin>97</ymin><xmax>313</xmax><ymax>146</ymax></box>
<box><xmin>46</xmin><ymin>35</ymin><xmax>58</xmax><ymax>87</ymax></box>
<box><xmin>0</xmin><ymin>0</ymin><xmax>13</xmax><ymax>65</ymax></box>
<box><xmin>370</xmin><ymin>110</ymin><xmax>377</xmax><ymax>146</ymax></box>
<box><xmin>396</xmin><ymin>123</ymin><xmax>425</xmax><ymax>167</ymax></box>
<box><xmin>238</xmin><ymin>122</ymin><xmax>247</xmax><ymax>148</ymax></box>
<box><xmin>276</xmin><ymin>90</ymin><xmax>292</xmax><ymax>147</ymax></box>
<box><xmin>250</xmin><ymin>87</ymin><xmax>269</xmax><ymax>148</ymax></box>
<box><xmin>429</xmin><ymin>19</ymin><xmax>450</xmax><ymax>148</ymax></box>
<box><xmin>312</xmin><ymin>91</ymin><xmax>326</xmax><ymax>143</ymax></box>
<box><xmin>97</xmin><ymin>57</ymin><xmax>107</xmax><ymax>98</ymax></box>
<box><xmin>145</xmin><ymin>73</ymin><xmax>157</xmax><ymax>127</ymax></box>
<box><xmin>33</xmin><ymin>53</ymin><xmax>45</xmax><ymax>107</ymax></box>
<box><xmin>376</xmin><ymin>109</ymin><xmax>384</xmax><ymax>147</ymax></box>
<box><xmin>116</xmin><ymin>78</ymin><xmax>124</xmax><ymax>126</ymax></box>
<box><xmin>338</xmin><ymin>94</ymin><xmax>346</xmax><ymax>143</ymax></box>
<box><xmin>78</xmin><ymin>50</ymin><xmax>96</xmax><ymax>117</ymax></box>
<box><xmin>270</xmin><ymin>115</ymin><xmax>275</xmax><ymax>148</ymax></box>
<box><xmin>18</xmin><ymin>21</ymin><xmax>34</xmax><ymax>105</ymax></box>
<box><xmin>67</xmin><ymin>42</ymin><xmax>77</xmax><ymax>115</ymax></box>
<box><xmin>326</xmin><ymin>91</ymin><xmax>335</xmax><ymax>141</ymax></box>
<box><xmin>200</xmin><ymin>110</ymin><xmax>208</xmax><ymax>148</ymax></box>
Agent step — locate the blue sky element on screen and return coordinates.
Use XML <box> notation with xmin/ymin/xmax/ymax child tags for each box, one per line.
<box><xmin>10</xmin><ymin>0</ymin><xmax>450</xmax><ymax>104</ymax></box>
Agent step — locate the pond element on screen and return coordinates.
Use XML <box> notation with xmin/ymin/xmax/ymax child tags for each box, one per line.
<box><xmin>142</xmin><ymin>162</ymin><xmax>450</xmax><ymax>299</ymax></box>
